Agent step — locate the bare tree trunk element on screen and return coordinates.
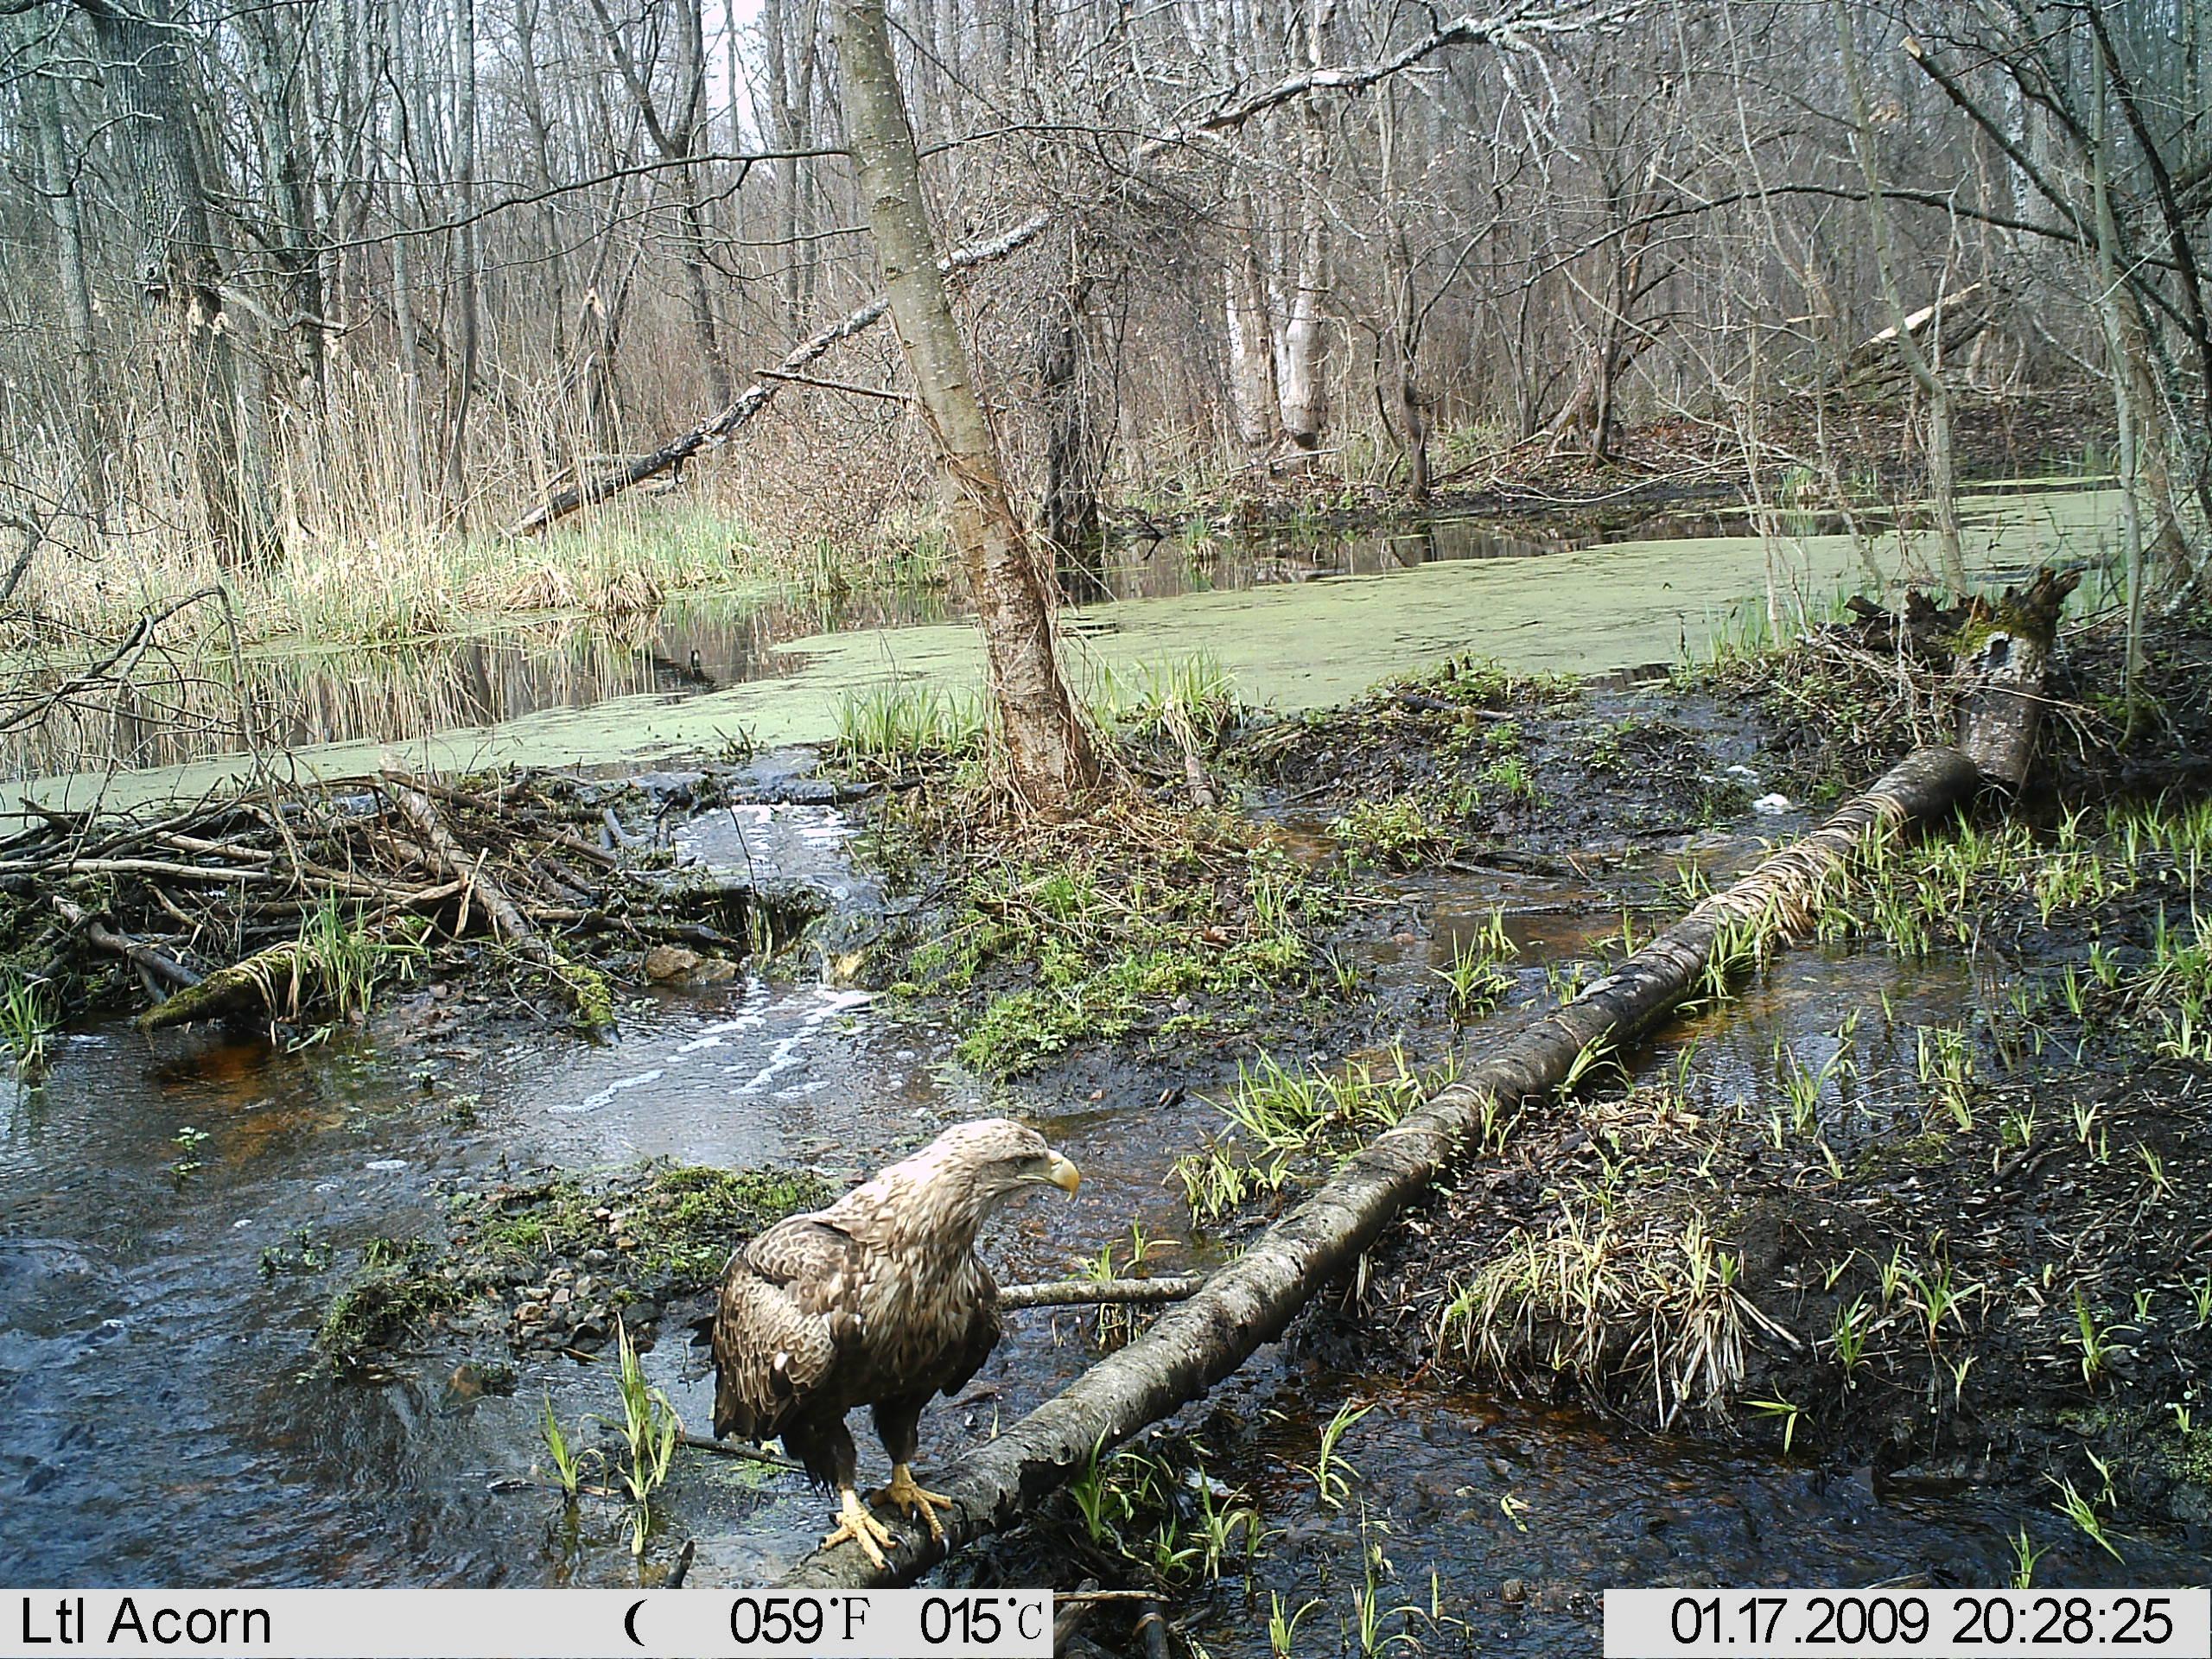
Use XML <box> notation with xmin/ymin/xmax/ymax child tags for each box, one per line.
<box><xmin>1038</xmin><ymin>274</ymin><xmax>1104</xmax><ymax>591</ymax></box>
<box><xmin>243</xmin><ymin>0</ymin><xmax>327</xmax><ymax>404</ymax></box>
<box><xmin>1275</xmin><ymin>187</ymin><xmax>1330</xmax><ymax>450</ymax></box>
<box><xmin>79</xmin><ymin>0</ymin><xmax>275</xmax><ymax>563</ymax></box>
<box><xmin>1224</xmin><ymin>238</ymin><xmax>1280</xmax><ymax>452</ymax></box>
<box><xmin>14</xmin><ymin>8</ymin><xmax>111</xmax><ymax>518</ymax></box>
<box><xmin>442</xmin><ymin>0</ymin><xmax>481</xmax><ymax>523</ymax></box>
<box><xmin>831</xmin><ymin>0</ymin><xmax>1097</xmax><ymax>812</ymax></box>
<box><xmin>1274</xmin><ymin>0</ymin><xmax>1334</xmax><ymax>453</ymax></box>
<box><xmin>385</xmin><ymin>0</ymin><xmax>427</xmax><ymax>520</ymax></box>
<box><xmin>1834</xmin><ymin>1</ymin><xmax>1965</xmax><ymax>592</ymax></box>
<box><xmin>512</xmin><ymin>0</ymin><xmax>571</xmax><ymax>352</ymax></box>
<box><xmin>2089</xmin><ymin>50</ymin><xmax>2149</xmax><ymax>723</ymax></box>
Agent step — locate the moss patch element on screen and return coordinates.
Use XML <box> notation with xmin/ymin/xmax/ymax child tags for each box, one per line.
<box><xmin>310</xmin><ymin>1161</ymin><xmax>832</xmax><ymax>1369</ymax></box>
<box><xmin>886</xmin><ymin>816</ymin><xmax>1338</xmax><ymax>1077</ymax></box>
<box><xmin>315</xmin><ymin>1238</ymin><xmax>479</xmax><ymax>1371</ymax></box>
<box><xmin>450</xmin><ymin>1161</ymin><xmax>832</xmax><ymax>1287</ymax></box>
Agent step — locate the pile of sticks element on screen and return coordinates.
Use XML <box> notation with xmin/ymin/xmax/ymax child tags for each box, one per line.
<box><xmin>2</xmin><ymin>770</ymin><xmax>756</xmax><ymax>1034</ymax></box>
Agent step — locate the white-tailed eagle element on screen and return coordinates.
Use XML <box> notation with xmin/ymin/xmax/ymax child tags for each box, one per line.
<box><xmin>710</xmin><ymin>1117</ymin><xmax>1080</xmax><ymax>1567</ymax></box>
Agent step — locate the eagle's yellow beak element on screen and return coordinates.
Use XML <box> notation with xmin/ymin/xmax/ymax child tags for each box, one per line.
<box><xmin>1044</xmin><ymin>1151</ymin><xmax>1082</xmax><ymax>1194</ymax></box>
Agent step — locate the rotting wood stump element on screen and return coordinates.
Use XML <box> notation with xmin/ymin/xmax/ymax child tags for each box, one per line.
<box><xmin>773</xmin><ymin>569</ymin><xmax>2080</xmax><ymax>1589</ymax></box>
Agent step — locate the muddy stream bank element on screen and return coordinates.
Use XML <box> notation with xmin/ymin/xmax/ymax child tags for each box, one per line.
<box><xmin>6</xmin><ymin>769</ymin><xmax>2203</xmax><ymax>1649</ymax></box>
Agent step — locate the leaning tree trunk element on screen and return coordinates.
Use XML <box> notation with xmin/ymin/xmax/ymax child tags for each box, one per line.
<box><xmin>781</xmin><ymin>570</ymin><xmax>2078</xmax><ymax>1588</ymax></box>
<box><xmin>831</xmin><ymin>0</ymin><xmax>1097</xmax><ymax>812</ymax></box>
<box><xmin>1835</xmin><ymin>0</ymin><xmax>1966</xmax><ymax>592</ymax></box>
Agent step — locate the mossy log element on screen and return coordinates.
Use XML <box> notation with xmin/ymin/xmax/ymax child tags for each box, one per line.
<box><xmin>139</xmin><ymin>938</ymin><xmax>308</xmax><ymax>1029</ymax></box>
<box><xmin>777</xmin><ymin>569</ymin><xmax>2080</xmax><ymax>1590</ymax></box>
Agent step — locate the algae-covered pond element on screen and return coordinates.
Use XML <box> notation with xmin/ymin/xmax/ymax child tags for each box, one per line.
<box><xmin>8</xmin><ymin>486</ymin><xmax>2121</xmax><ymax>817</ymax></box>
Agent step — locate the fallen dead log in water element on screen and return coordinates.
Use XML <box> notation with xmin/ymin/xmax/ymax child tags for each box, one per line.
<box><xmin>778</xmin><ymin>570</ymin><xmax>2078</xmax><ymax>1588</ymax></box>
<box><xmin>51</xmin><ymin>894</ymin><xmax>201</xmax><ymax>996</ymax></box>
<box><xmin>138</xmin><ymin>937</ymin><xmax>345</xmax><ymax>1030</ymax></box>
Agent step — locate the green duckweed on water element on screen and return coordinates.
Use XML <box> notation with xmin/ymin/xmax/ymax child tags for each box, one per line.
<box><xmin>8</xmin><ymin>488</ymin><xmax>2124</xmax><ymax>817</ymax></box>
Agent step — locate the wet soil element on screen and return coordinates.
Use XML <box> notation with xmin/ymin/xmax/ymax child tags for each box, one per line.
<box><xmin>843</xmin><ymin>598</ymin><xmax>2212</xmax><ymax>1618</ymax></box>
<box><xmin>8</xmin><ymin>569</ymin><xmax>2209</xmax><ymax>1639</ymax></box>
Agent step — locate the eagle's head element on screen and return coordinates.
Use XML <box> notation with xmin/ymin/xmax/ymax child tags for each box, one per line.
<box><xmin>930</xmin><ymin>1116</ymin><xmax>1082</xmax><ymax>1205</ymax></box>
<box><xmin>859</xmin><ymin>1117</ymin><xmax>1081</xmax><ymax>1246</ymax></box>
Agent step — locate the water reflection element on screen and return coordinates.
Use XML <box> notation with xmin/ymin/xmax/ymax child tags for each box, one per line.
<box><xmin>2</xmin><ymin>487</ymin><xmax>2106</xmax><ymax>782</ymax></box>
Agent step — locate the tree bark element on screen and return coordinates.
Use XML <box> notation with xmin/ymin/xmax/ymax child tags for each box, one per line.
<box><xmin>242</xmin><ymin>0</ymin><xmax>327</xmax><ymax>404</ymax></box>
<box><xmin>79</xmin><ymin>0</ymin><xmax>275</xmax><ymax>563</ymax></box>
<box><xmin>442</xmin><ymin>0</ymin><xmax>481</xmax><ymax>523</ymax></box>
<box><xmin>779</xmin><ymin>571</ymin><xmax>2079</xmax><ymax>1588</ymax></box>
<box><xmin>1834</xmin><ymin>2</ymin><xmax>1965</xmax><ymax>593</ymax></box>
<box><xmin>1273</xmin><ymin>0</ymin><xmax>1335</xmax><ymax>454</ymax></box>
<box><xmin>830</xmin><ymin>0</ymin><xmax>1096</xmax><ymax>810</ymax></box>
<box><xmin>14</xmin><ymin>8</ymin><xmax>112</xmax><ymax>517</ymax></box>
<box><xmin>1224</xmin><ymin>238</ymin><xmax>1281</xmax><ymax>453</ymax></box>
<box><xmin>1038</xmin><ymin>273</ymin><xmax>1104</xmax><ymax>595</ymax></box>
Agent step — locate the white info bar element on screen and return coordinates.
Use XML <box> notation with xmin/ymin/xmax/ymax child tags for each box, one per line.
<box><xmin>1605</xmin><ymin>1588</ymin><xmax>2212</xmax><ymax>1658</ymax></box>
<box><xmin>1</xmin><ymin>1590</ymin><xmax>1052</xmax><ymax>1659</ymax></box>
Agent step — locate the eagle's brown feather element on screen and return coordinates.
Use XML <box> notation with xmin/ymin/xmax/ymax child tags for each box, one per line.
<box><xmin>709</xmin><ymin>1118</ymin><xmax>1078</xmax><ymax>1500</ymax></box>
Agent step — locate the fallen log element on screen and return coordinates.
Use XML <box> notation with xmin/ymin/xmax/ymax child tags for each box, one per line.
<box><xmin>384</xmin><ymin>779</ymin><xmax>616</xmax><ymax>1035</ymax></box>
<box><xmin>778</xmin><ymin>570</ymin><xmax>2078</xmax><ymax>1588</ymax></box>
<box><xmin>139</xmin><ymin>938</ymin><xmax>325</xmax><ymax>1030</ymax></box>
<box><xmin>506</xmin><ymin>213</ymin><xmax>1049</xmax><ymax>535</ymax></box>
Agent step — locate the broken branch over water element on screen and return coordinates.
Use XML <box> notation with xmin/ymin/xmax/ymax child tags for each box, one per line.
<box><xmin>779</xmin><ymin>570</ymin><xmax>2080</xmax><ymax>1588</ymax></box>
<box><xmin>995</xmin><ymin>1276</ymin><xmax>1203</xmax><ymax>1310</ymax></box>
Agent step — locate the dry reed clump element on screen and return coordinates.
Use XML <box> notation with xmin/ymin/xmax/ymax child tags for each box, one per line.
<box><xmin>6</xmin><ymin>315</ymin><xmax>954</xmax><ymax>649</ymax></box>
<box><xmin>1435</xmin><ymin>1198</ymin><xmax>1778</xmax><ymax>1428</ymax></box>
<box><xmin>505</xmin><ymin>563</ymin><xmax>582</xmax><ymax>612</ymax></box>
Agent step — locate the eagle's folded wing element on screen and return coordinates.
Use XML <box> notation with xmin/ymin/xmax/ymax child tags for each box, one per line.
<box><xmin>710</xmin><ymin>1217</ymin><xmax>859</xmax><ymax>1440</ymax></box>
<box><xmin>938</xmin><ymin>1271</ymin><xmax>1001</xmax><ymax>1400</ymax></box>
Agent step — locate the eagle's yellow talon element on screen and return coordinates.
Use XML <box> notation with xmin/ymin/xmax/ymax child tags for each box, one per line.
<box><xmin>880</xmin><ymin>1463</ymin><xmax>955</xmax><ymax>1541</ymax></box>
<box><xmin>823</xmin><ymin>1487</ymin><xmax>895</xmax><ymax>1569</ymax></box>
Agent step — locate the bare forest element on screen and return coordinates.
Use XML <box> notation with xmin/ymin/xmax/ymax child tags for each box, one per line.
<box><xmin>3</xmin><ymin>0</ymin><xmax>2205</xmax><ymax>625</ymax></box>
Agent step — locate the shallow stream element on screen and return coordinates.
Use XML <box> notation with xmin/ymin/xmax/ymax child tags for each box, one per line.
<box><xmin>5</xmin><ymin>789</ymin><xmax>2201</xmax><ymax>1642</ymax></box>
